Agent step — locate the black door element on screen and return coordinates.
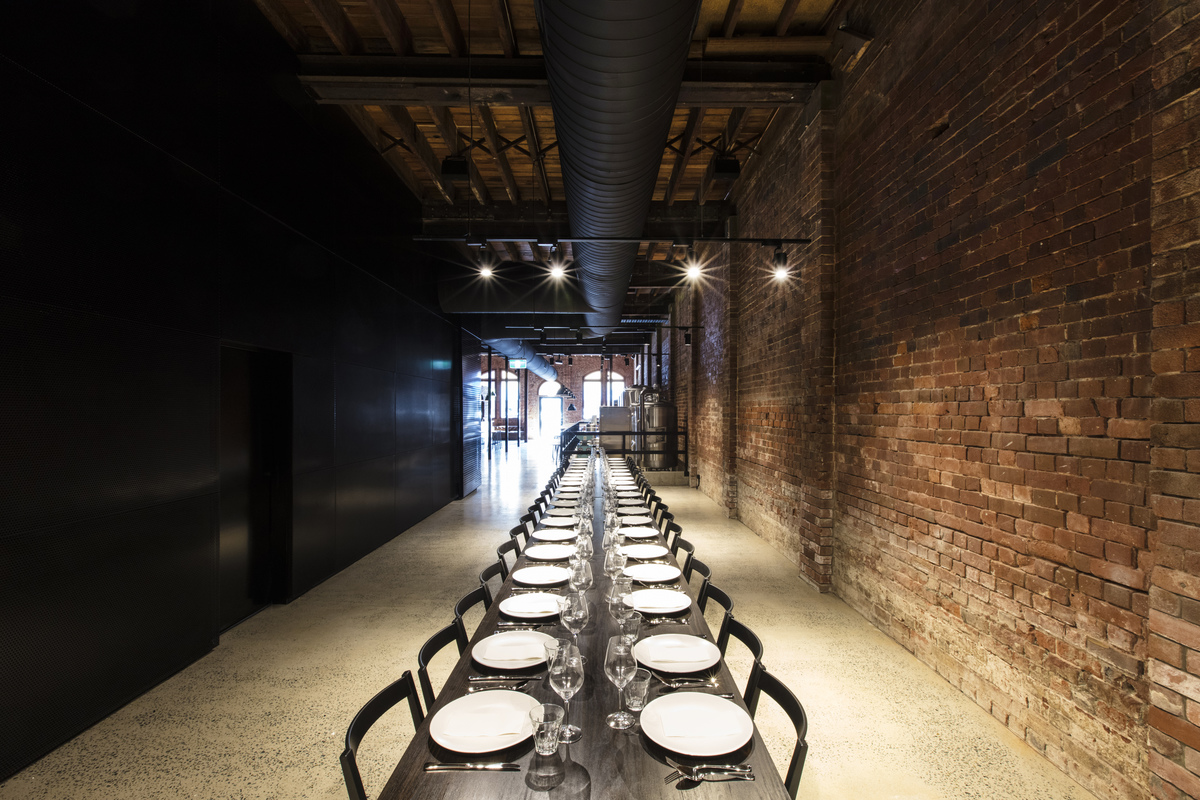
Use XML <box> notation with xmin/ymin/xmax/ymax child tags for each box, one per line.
<box><xmin>219</xmin><ymin>347</ymin><xmax>275</xmax><ymax>630</ymax></box>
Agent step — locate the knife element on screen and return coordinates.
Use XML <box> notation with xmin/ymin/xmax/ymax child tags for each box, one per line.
<box><xmin>424</xmin><ymin>762</ymin><xmax>521</xmax><ymax>772</ymax></box>
<box><xmin>693</xmin><ymin>769</ymin><xmax>755</xmax><ymax>782</ymax></box>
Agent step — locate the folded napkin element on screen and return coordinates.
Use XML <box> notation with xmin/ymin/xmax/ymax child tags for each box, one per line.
<box><xmin>631</xmin><ymin>594</ymin><xmax>687</xmax><ymax>611</ymax></box>
<box><xmin>441</xmin><ymin>707</ymin><xmax>526</xmax><ymax>738</ymax></box>
<box><xmin>644</xmin><ymin>639</ymin><xmax>710</xmax><ymax>663</ymax></box>
<box><xmin>661</xmin><ymin>707</ymin><xmax>732</xmax><ymax>738</ymax></box>
<box><xmin>509</xmin><ymin>596</ymin><xmax>560</xmax><ymax>614</ymax></box>
<box><xmin>480</xmin><ymin>638</ymin><xmax>544</xmax><ymax>662</ymax></box>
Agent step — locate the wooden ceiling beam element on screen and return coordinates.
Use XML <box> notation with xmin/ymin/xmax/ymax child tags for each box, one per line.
<box><xmin>520</xmin><ymin>106</ymin><xmax>552</xmax><ymax>205</ymax></box>
<box><xmin>698</xmin><ymin>107</ymin><xmax>748</xmax><ymax>205</ymax></box>
<box><xmin>427</xmin><ymin>0</ymin><xmax>467</xmax><ymax>57</ymax></box>
<box><xmin>427</xmin><ymin>106</ymin><xmax>492</xmax><ymax>205</ymax></box>
<box><xmin>479</xmin><ymin>106</ymin><xmax>521</xmax><ymax>203</ymax></box>
<box><xmin>364</xmin><ymin>0</ymin><xmax>414</xmax><ymax>56</ymax></box>
<box><xmin>774</xmin><ymin>0</ymin><xmax>802</xmax><ymax>36</ymax></box>
<box><xmin>720</xmin><ymin>0</ymin><xmax>744</xmax><ymax>38</ymax></box>
<box><xmin>492</xmin><ymin>0</ymin><xmax>519</xmax><ymax>58</ymax></box>
<box><xmin>665</xmin><ymin>108</ymin><xmax>705</xmax><ymax>206</ymax></box>
<box><xmin>342</xmin><ymin>105</ymin><xmax>425</xmax><ymax>200</ymax></box>
<box><xmin>251</xmin><ymin>0</ymin><xmax>310</xmax><ymax>52</ymax></box>
<box><xmin>303</xmin><ymin>0</ymin><xmax>363</xmax><ymax>55</ymax></box>
<box><xmin>380</xmin><ymin>105</ymin><xmax>456</xmax><ymax>203</ymax></box>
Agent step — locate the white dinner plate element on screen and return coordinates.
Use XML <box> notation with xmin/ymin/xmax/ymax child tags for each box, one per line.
<box><xmin>633</xmin><ymin>634</ymin><xmax>721</xmax><ymax>673</ymax></box>
<box><xmin>617</xmin><ymin>506</ymin><xmax>652</xmax><ymax>516</ymax></box>
<box><xmin>620</xmin><ymin>526</ymin><xmax>659</xmax><ymax>539</ymax></box>
<box><xmin>620</xmin><ymin>515</ymin><xmax>654</xmax><ymax>527</ymax></box>
<box><xmin>499</xmin><ymin>592</ymin><xmax>562</xmax><ymax>618</ymax></box>
<box><xmin>624</xmin><ymin>563</ymin><xmax>682</xmax><ymax>583</ymax></box>
<box><xmin>545</xmin><ymin>507</ymin><xmax>577</xmax><ymax>517</ymax></box>
<box><xmin>624</xmin><ymin>588</ymin><xmax>690</xmax><ymax>614</ymax></box>
<box><xmin>429</xmin><ymin>690</ymin><xmax>541</xmax><ymax>753</ymax></box>
<box><xmin>554</xmin><ymin>493</ymin><xmax>580</xmax><ymax>500</ymax></box>
<box><xmin>621</xmin><ymin>543</ymin><xmax>669</xmax><ymax>559</ymax></box>
<box><xmin>539</xmin><ymin>516</ymin><xmax>578</xmax><ymax>527</ymax></box>
<box><xmin>471</xmin><ymin>630</ymin><xmax>558</xmax><ymax>669</ymax></box>
<box><xmin>533</xmin><ymin>528</ymin><xmax>577</xmax><ymax>542</ymax></box>
<box><xmin>618</xmin><ymin>498</ymin><xmax>645</xmax><ymax>506</ymax></box>
<box><xmin>617</xmin><ymin>492</ymin><xmax>642</xmax><ymax>499</ymax></box>
<box><xmin>640</xmin><ymin>693</ymin><xmax>754</xmax><ymax>756</ymax></box>
<box><xmin>512</xmin><ymin>565</ymin><xmax>571</xmax><ymax>585</ymax></box>
<box><xmin>524</xmin><ymin>543</ymin><xmax>576</xmax><ymax>561</ymax></box>
<box><xmin>551</xmin><ymin>499</ymin><xmax>579</xmax><ymax>508</ymax></box>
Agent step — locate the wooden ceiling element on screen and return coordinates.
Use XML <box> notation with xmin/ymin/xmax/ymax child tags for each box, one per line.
<box><xmin>251</xmin><ymin>0</ymin><xmax>847</xmax><ymax>316</ymax></box>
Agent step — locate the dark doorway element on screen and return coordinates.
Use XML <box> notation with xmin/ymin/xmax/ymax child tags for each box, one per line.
<box><xmin>218</xmin><ymin>346</ymin><xmax>287</xmax><ymax>631</ymax></box>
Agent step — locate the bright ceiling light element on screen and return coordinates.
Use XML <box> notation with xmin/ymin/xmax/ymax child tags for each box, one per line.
<box><xmin>686</xmin><ymin>265</ymin><xmax>701</xmax><ymax>280</ymax></box>
<box><xmin>549</xmin><ymin>264</ymin><xmax>565</xmax><ymax>279</ymax></box>
<box><xmin>774</xmin><ymin>267</ymin><xmax>789</xmax><ymax>281</ymax></box>
<box><xmin>479</xmin><ymin>266</ymin><xmax>493</xmax><ymax>278</ymax></box>
<box><xmin>772</xmin><ymin>247</ymin><xmax>788</xmax><ymax>281</ymax></box>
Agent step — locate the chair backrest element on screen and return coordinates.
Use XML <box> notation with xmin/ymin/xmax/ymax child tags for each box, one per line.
<box><xmin>478</xmin><ymin>561</ymin><xmax>504</xmax><ymax>609</ymax></box>
<box><xmin>701</xmin><ymin>584</ymin><xmax>735</xmax><ymax>652</ymax></box>
<box><xmin>496</xmin><ymin>538</ymin><xmax>520</xmax><ymax>579</ymax></box>
<box><xmin>745</xmin><ymin>664</ymin><xmax>809</xmax><ymax>799</ymax></box>
<box><xmin>519</xmin><ymin>512</ymin><xmax>538</xmax><ymax>538</ymax></box>
<box><xmin>508</xmin><ymin>524</ymin><xmax>529</xmax><ymax>552</ymax></box>
<box><xmin>671</xmin><ymin>536</ymin><xmax>694</xmax><ymax>577</ymax></box>
<box><xmin>528</xmin><ymin>504</ymin><xmax>543</xmax><ymax>522</ymax></box>
<box><xmin>653</xmin><ymin>503</ymin><xmax>669</xmax><ymax>526</ymax></box>
<box><xmin>663</xmin><ymin>521</ymin><xmax>682</xmax><ymax>552</ymax></box>
<box><xmin>340</xmin><ymin>670</ymin><xmax>424</xmax><ymax>800</ymax></box>
<box><xmin>721</xmin><ymin>617</ymin><xmax>765</xmax><ymax>702</ymax></box>
<box><xmin>657</xmin><ymin>511</ymin><xmax>676</xmax><ymax>536</ymax></box>
<box><xmin>453</xmin><ymin>586</ymin><xmax>488</xmax><ymax>652</ymax></box>
<box><xmin>417</xmin><ymin>623</ymin><xmax>461</xmax><ymax>710</ymax></box>
<box><xmin>686</xmin><ymin>556</ymin><xmax>711</xmax><ymax>598</ymax></box>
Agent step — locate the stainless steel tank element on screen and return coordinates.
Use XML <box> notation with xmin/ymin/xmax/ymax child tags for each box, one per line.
<box><xmin>644</xmin><ymin>399</ymin><xmax>677</xmax><ymax>469</ymax></box>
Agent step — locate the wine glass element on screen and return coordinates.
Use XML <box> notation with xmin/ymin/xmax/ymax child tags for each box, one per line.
<box><xmin>575</xmin><ymin>532</ymin><xmax>593</xmax><ymax>561</ymax></box>
<box><xmin>569</xmin><ymin>560</ymin><xmax>593</xmax><ymax>593</ymax></box>
<box><xmin>608</xmin><ymin>576</ymin><xmax>634</xmax><ymax>621</ymax></box>
<box><xmin>604</xmin><ymin>549</ymin><xmax>627</xmax><ymax>582</ymax></box>
<box><xmin>559</xmin><ymin>591</ymin><xmax>589</xmax><ymax>645</ymax></box>
<box><xmin>549</xmin><ymin>651</ymin><xmax>585</xmax><ymax>743</ymax></box>
<box><xmin>604</xmin><ymin>636</ymin><xmax>637</xmax><ymax>730</ymax></box>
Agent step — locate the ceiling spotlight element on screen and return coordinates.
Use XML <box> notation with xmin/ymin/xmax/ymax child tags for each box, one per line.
<box><xmin>624</xmin><ymin>356</ymin><xmax>630</xmax><ymax>366</ymax></box>
<box><xmin>550</xmin><ymin>264</ymin><xmax>565</xmax><ymax>279</ymax></box>
<box><xmin>773</xmin><ymin>247</ymin><xmax>788</xmax><ymax>281</ymax></box>
<box><xmin>774</xmin><ymin>267</ymin><xmax>789</xmax><ymax>281</ymax></box>
<box><xmin>568</xmin><ymin>356</ymin><xmax>574</xmax><ymax>365</ymax></box>
<box><xmin>479</xmin><ymin>266</ymin><xmax>493</xmax><ymax>278</ymax></box>
<box><xmin>684</xmin><ymin>331</ymin><xmax>692</xmax><ymax>346</ymax></box>
<box><xmin>686</xmin><ymin>264</ymin><xmax>701</xmax><ymax>280</ymax></box>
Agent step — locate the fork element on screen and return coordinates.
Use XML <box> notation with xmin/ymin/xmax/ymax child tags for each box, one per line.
<box><xmin>645</xmin><ymin>615</ymin><xmax>691</xmax><ymax>626</ymax></box>
<box><xmin>663</xmin><ymin>759</ymin><xmax>754</xmax><ymax>784</ymax></box>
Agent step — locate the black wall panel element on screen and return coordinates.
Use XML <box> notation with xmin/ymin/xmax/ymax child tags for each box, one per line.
<box><xmin>396</xmin><ymin>375</ymin><xmax>435</xmax><ymax>453</ymax></box>
<box><xmin>396</xmin><ymin>297</ymin><xmax>435</xmax><ymax>380</ymax></box>
<box><xmin>290</xmin><ymin>468</ymin><xmax>337</xmax><ymax>600</ymax></box>
<box><xmin>293</xmin><ymin>356</ymin><xmax>337</xmax><ymax>475</ymax></box>
<box><xmin>336</xmin><ymin>363</ymin><xmax>397</xmax><ymax>466</ymax></box>
<box><xmin>0</xmin><ymin>299</ymin><xmax>219</xmax><ymax>536</ymax></box>
<box><xmin>337</xmin><ymin>266</ymin><xmax>401</xmax><ymax>372</ymax></box>
<box><xmin>335</xmin><ymin>456</ymin><xmax>398</xmax><ymax>569</ymax></box>
<box><xmin>0</xmin><ymin>496</ymin><xmax>217</xmax><ymax>780</ymax></box>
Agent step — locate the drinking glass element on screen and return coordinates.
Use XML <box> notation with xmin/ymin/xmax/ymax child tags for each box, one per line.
<box><xmin>559</xmin><ymin>591</ymin><xmax>589</xmax><ymax>644</ymax></box>
<box><xmin>604</xmin><ymin>550</ymin><xmax>628</xmax><ymax>582</ymax></box>
<box><xmin>549</xmin><ymin>652</ymin><xmax>585</xmax><ymax>743</ymax></box>
<box><xmin>604</xmin><ymin>636</ymin><xmax>637</xmax><ymax>730</ymax></box>
<box><xmin>568</xmin><ymin>560</ymin><xmax>593</xmax><ymax>593</ymax></box>
<box><xmin>608</xmin><ymin>576</ymin><xmax>634</xmax><ymax>620</ymax></box>
<box><xmin>529</xmin><ymin>703</ymin><xmax>565</xmax><ymax>755</ymax></box>
<box><xmin>617</xmin><ymin>611</ymin><xmax>643</xmax><ymax>644</ymax></box>
<box><xmin>624</xmin><ymin>668</ymin><xmax>651</xmax><ymax>712</ymax></box>
<box><xmin>575</xmin><ymin>532</ymin><xmax>593</xmax><ymax>561</ymax></box>
<box><xmin>544</xmin><ymin>637</ymin><xmax>575</xmax><ymax>666</ymax></box>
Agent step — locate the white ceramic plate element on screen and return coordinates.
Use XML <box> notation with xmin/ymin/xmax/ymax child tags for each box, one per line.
<box><xmin>551</xmin><ymin>499</ymin><xmax>579</xmax><ymax>508</ymax></box>
<box><xmin>618</xmin><ymin>498</ymin><xmax>645</xmax><ymax>506</ymax></box>
<box><xmin>619</xmin><ymin>515</ymin><xmax>654</xmax><ymax>527</ymax></box>
<box><xmin>633</xmin><ymin>634</ymin><xmax>721</xmax><ymax>673</ymax></box>
<box><xmin>429</xmin><ymin>690</ymin><xmax>541</xmax><ymax>753</ymax></box>
<box><xmin>620</xmin><ymin>526</ymin><xmax>659</xmax><ymax>539</ymax></box>
<box><xmin>524</xmin><ymin>543</ymin><xmax>576</xmax><ymax>561</ymax></box>
<box><xmin>621</xmin><ymin>543</ymin><xmax>669</xmax><ymax>559</ymax></box>
<box><xmin>624</xmin><ymin>588</ymin><xmax>690</xmax><ymax>614</ymax></box>
<box><xmin>554</xmin><ymin>493</ymin><xmax>581</xmax><ymax>500</ymax></box>
<box><xmin>512</xmin><ymin>565</ymin><xmax>571</xmax><ymax>585</ymax></box>
<box><xmin>617</xmin><ymin>506</ymin><xmax>652</xmax><ymax>516</ymax></box>
<box><xmin>640</xmin><ymin>693</ymin><xmax>754</xmax><ymax>756</ymax></box>
<box><xmin>539</xmin><ymin>516</ymin><xmax>578</xmax><ymax>527</ymax></box>
<box><xmin>532</xmin><ymin>528</ymin><xmax>577</xmax><ymax>542</ymax></box>
<box><xmin>624</xmin><ymin>563</ymin><xmax>682</xmax><ymax>583</ymax></box>
<box><xmin>471</xmin><ymin>630</ymin><xmax>557</xmax><ymax>669</ymax></box>
<box><xmin>499</xmin><ymin>592</ymin><xmax>562</xmax><ymax>618</ymax></box>
<box><xmin>545</xmin><ymin>507</ymin><xmax>577</xmax><ymax>517</ymax></box>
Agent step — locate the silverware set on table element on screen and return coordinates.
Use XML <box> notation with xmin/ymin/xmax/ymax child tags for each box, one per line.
<box><xmin>663</xmin><ymin>757</ymin><xmax>755</xmax><ymax>784</ymax></box>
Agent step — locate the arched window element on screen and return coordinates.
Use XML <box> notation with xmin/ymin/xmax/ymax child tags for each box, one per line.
<box><xmin>537</xmin><ymin>380</ymin><xmax>563</xmax><ymax>396</ymax></box>
<box><xmin>480</xmin><ymin>369</ymin><xmax>521</xmax><ymax>418</ymax></box>
<box><xmin>582</xmin><ymin>370</ymin><xmax>626</xmax><ymax>420</ymax></box>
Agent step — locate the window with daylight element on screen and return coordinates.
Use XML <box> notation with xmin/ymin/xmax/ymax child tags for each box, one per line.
<box><xmin>582</xmin><ymin>370</ymin><xmax>625</xmax><ymax>420</ymax></box>
<box><xmin>480</xmin><ymin>370</ymin><xmax>521</xmax><ymax>418</ymax></box>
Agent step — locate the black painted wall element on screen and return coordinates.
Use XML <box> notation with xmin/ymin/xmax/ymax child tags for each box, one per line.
<box><xmin>0</xmin><ymin>0</ymin><xmax>456</xmax><ymax>780</ymax></box>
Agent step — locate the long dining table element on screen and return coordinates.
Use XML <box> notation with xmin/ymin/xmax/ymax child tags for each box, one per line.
<box><xmin>375</xmin><ymin>458</ymin><xmax>789</xmax><ymax>799</ymax></box>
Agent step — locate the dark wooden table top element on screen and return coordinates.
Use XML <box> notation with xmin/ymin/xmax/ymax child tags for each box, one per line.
<box><xmin>376</xmin><ymin>467</ymin><xmax>788</xmax><ymax>800</ymax></box>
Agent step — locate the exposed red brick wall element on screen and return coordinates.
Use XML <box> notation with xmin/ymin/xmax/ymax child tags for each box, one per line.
<box><xmin>830</xmin><ymin>1</ymin><xmax>1155</xmax><ymax>797</ymax></box>
<box><xmin>1146</xmin><ymin>0</ymin><xmax>1200</xmax><ymax>797</ymax></box>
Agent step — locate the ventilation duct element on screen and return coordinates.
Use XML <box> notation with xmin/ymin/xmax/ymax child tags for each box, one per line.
<box><xmin>484</xmin><ymin>339</ymin><xmax>559</xmax><ymax>381</ymax></box>
<box><xmin>537</xmin><ymin>0</ymin><xmax>700</xmax><ymax>336</ymax></box>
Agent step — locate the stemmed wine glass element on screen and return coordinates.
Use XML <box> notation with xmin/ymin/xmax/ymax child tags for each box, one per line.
<box><xmin>549</xmin><ymin>648</ymin><xmax>585</xmax><ymax>743</ymax></box>
<box><xmin>604</xmin><ymin>635</ymin><xmax>637</xmax><ymax>730</ymax></box>
<box><xmin>608</xmin><ymin>576</ymin><xmax>634</xmax><ymax>621</ymax></box>
<box><xmin>559</xmin><ymin>591</ymin><xmax>589</xmax><ymax>645</ymax></box>
<box><xmin>569</xmin><ymin>560</ymin><xmax>593</xmax><ymax>593</ymax></box>
<box><xmin>603</xmin><ymin>550</ymin><xmax>627</xmax><ymax>598</ymax></box>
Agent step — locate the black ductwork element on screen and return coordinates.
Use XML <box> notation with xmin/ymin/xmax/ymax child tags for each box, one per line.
<box><xmin>484</xmin><ymin>339</ymin><xmax>559</xmax><ymax>381</ymax></box>
<box><xmin>537</xmin><ymin>0</ymin><xmax>701</xmax><ymax>335</ymax></box>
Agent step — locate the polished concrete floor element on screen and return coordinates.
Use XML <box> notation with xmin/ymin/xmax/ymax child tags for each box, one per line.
<box><xmin>0</xmin><ymin>441</ymin><xmax>1097</xmax><ymax>800</ymax></box>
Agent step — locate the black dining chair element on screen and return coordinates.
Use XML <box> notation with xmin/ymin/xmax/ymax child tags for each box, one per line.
<box><xmin>519</xmin><ymin>512</ymin><xmax>538</xmax><ymax>539</ymax></box>
<box><xmin>508</xmin><ymin>524</ymin><xmax>529</xmax><ymax>552</ymax></box>
<box><xmin>663</xmin><ymin>521</ymin><xmax>683</xmax><ymax>552</ymax></box>
<box><xmin>658</xmin><ymin>512</ymin><xmax>677</xmax><ymax>537</ymax></box>
<box><xmin>721</xmin><ymin>617</ymin><xmax>765</xmax><ymax>701</ymax></box>
<box><xmin>496</xmin><ymin>538</ymin><xmax>520</xmax><ymax>579</ymax></box>
<box><xmin>340</xmin><ymin>670</ymin><xmax>424</xmax><ymax>800</ymax></box>
<box><xmin>671</xmin><ymin>536</ymin><xmax>695</xmax><ymax>577</ymax></box>
<box><xmin>454</xmin><ymin>586</ymin><xmax>489</xmax><ymax>652</ymax></box>
<box><xmin>417</xmin><ymin>622</ymin><xmax>461</xmax><ymax>710</ymax></box>
<box><xmin>743</xmin><ymin>663</ymin><xmax>809</xmax><ymax>799</ymax></box>
<box><xmin>652</xmin><ymin>502</ymin><xmax>670</xmax><ymax>527</ymax></box>
<box><xmin>700</xmin><ymin>584</ymin><xmax>735</xmax><ymax>653</ymax></box>
<box><xmin>686</xmin><ymin>555</ymin><xmax>711</xmax><ymax>595</ymax></box>
<box><xmin>478</xmin><ymin>561</ymin><xmax>504</xmax><ymax>608</ymax></box>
